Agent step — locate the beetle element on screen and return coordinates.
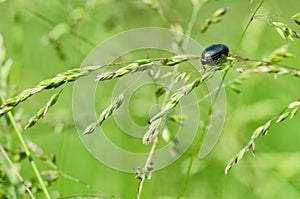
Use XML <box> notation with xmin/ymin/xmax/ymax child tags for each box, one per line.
<box><xmin>201</xmin><ymin>44</ymin><xmax>229</xmax><ymax>66</ymax></box>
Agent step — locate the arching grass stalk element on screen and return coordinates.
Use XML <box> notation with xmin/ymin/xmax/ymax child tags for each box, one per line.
<box><xmin>0</xmin><ymin>53</ymin><xmax>200</xmax><ymax>198</ymax></box>
<box><xmin>0</xmin><ymin>55</ymin><xmax>199</xmax><ymax>118</ymax></box>
<box><xmin>0</xmin><ymin>93</ymin><xmax>52</xmax><ymax>199</ymax></box>
<box><xmin>0</xmin><ymin>65</ymin><xmax>105</xmax><ymax>116</ymax></box>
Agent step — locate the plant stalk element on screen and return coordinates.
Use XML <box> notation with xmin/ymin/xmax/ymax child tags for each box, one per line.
<box><xmin>0</xmin><ymin>93</ymin><xmax>52</xmax><ymax>199</ymax></box>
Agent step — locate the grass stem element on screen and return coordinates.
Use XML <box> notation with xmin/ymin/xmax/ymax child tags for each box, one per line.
<box><xmin>0</xmin><ymin>93</ymin><xmax>52</xmax><ymax>199</ymax></box>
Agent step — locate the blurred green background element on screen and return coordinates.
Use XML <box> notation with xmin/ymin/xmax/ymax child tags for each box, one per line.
<box><xmin>1</xmin><ymin>0</ymin><xmax>300</xmax><ymax>198</ymax></box>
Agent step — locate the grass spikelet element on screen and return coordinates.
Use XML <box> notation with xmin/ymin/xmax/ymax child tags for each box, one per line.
<box><xmin>25</xmin><ymin>89</ymin><xmax>64</xmax><ymax>129</ymax></box>
<box><xmin>83</xmin><ymin>94</ymin><xmax>125</xmax><ymax>135</ymax></box>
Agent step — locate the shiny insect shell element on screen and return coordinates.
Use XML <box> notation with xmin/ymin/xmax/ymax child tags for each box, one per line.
<box><xmin>201</xmin><ymin>44</ymin><xmax>229</xmax><ymax>66</ymax></box>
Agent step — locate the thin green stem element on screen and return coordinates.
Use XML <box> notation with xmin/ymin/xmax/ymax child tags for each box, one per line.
<box><xmin>136</xmin><ymin>55</ymin><xmax>198</xmax><ymax>197</ymax></box>
<box><xmin>180</xmin><ymin>68</ymin><xmax>228</xmax><ymax>188</ymax></box>
<box><xmin>186</xmin><ymin>3</ymin><xmax>201</xmax><ymax>38</ymax></box>
<box><xmin>137</xmin><ymin>177</ymin><xmax>145</xmax><ymax>199</ymax></box>
<box><xmin>234</xmin><ymin>0</ymin><xmax>265</xmax><ymax>53</ymax></box>
<box><xmin>176</xmin><ymin>121</ymin><xmax>207</xmax><ymax>198</ymax></box>
<box><xmin>0</xmin><ymin>93</ymin><xmax>52</xmax><ymax>199</ymax></box>
<box><xmin>235</xmin><ymin>56</ymin><xmax>299</xmax><ymax>70</ymax></box>
<box><xmin>137</xmin><ymin>138</ymin><xmax>157</xmax><ymax>199</ymax></box>
<box><xmin>183</xmin><ymin>2</ymin><xmax>201</xmax><ymax>48</ymax></box>
<box><xmin>137</xmin><ymin>61</ymin><xmax>179</xmax><ymax>196</ymax></box>
<box><xmin>155</xmin><ymin>0</ymin><xmax>169</xmax><ymax>25</ymax></box>
<box><xmin>25</xmin><ymin>8</ymin><xmax>96</xmax><ymax>47</ymax></box>
<box><xmin>41</xmin><ymin>155</ymin><xmax>94</xmax><ymax>191</ymax></box>
<box><xmin>0</xmin><ymin>144</ymin><xmax>35</xmax><ymax>199</ymax></box>
<box><xmin>176</xmin><ymin>154</ymin><xmax>194</xmax><ymax>199</ymax></box>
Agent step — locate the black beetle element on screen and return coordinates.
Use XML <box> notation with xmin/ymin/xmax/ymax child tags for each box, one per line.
<box><xmin>201</xmin><ymin>44</ymin><xmax>229</xmax><ymax>66</ymax></box>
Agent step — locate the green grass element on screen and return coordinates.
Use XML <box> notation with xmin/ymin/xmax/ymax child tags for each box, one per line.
<box><xmin>1</xmin><ymin>0</ymin><xmax>300</xmax><ymax>199</ymax></box>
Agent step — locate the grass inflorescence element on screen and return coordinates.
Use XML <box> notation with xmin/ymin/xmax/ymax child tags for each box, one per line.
<box><xmin>83</xmin><ymin>93</ymin><xmax>125</xmax><ymax>135</ymax></box>
<box><xmin>1</xmin><ymin>1</ymin><xmax>300</xmax><ymax>198</ymax></box>
<box><xmin>0</xmin><ymin>54</ymin><xmax>199</xmax><ymax>129</ymax></box>
<box><xmin>225</xmin><ymin>100</ymin><xmax>300</xmax><ymax>174</ymax></box>
<box><xmin>143</xmin><ymin>69</ymin><xmax>217</xmax><ymax>144</ymax></box>
<box><xmin>25</xmin><ymin>89</ymin><xmax>64</xmax><ymax>129</ymax></box>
